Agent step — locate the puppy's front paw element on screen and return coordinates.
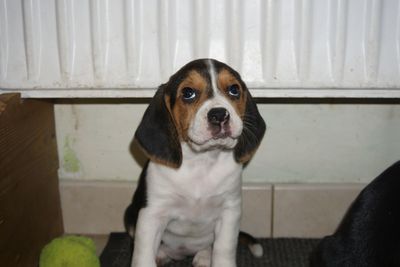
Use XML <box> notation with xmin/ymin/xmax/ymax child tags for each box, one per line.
<box><xmin>193</xmin><ymin>248</ymin><xmax>211</xmax><ymax>267</ymax></box>
<box><xmin>156</xmin><ymin>247</ymin><xmax>171</xmax><ymax>267</ymax></box>
<box><xmin>132</xmin><ymin>257</ymin><xmax>157</xmax><ymax>267</ymax></box>
<box><xmin>211</xmin><ymin>257</ymin><xmax>236</xmax><ymax>267</ymax></box>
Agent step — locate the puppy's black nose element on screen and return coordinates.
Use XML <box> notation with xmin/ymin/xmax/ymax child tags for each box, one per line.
<box><xmin>207</xmin><ymin>108</ymin><xmax>230</xmax><ymax>125</ymax></box>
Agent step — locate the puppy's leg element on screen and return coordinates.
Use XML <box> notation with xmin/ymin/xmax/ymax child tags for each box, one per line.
<box><xmin>155</xmin><ymin>244</ymin><xmax>172</xmax><ymax>267</ymax></box>
<box><xmin>212</xmin><ymin>201</ymin><xmax>241</xmax><ymax>267</ymax></box>
<box><xmin>193</xmin><ymin>247</ymin><xmax>212</xmax><ymax>267</ymax></box>
<box><xmin>131</xmin><ymin>208</ymin><xmax>169</xmax><ymax>267</ymax></box>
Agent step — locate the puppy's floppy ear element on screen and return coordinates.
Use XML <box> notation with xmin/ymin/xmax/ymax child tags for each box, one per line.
<box><xmin>234</xmin><ymin>90</ymin><xmax>266</xmax><ymax>163</ymax></box>
<box><xmin>134</xmin><ymin>85</ymin><xmax>182</xmax><ymax>168</ymax></box>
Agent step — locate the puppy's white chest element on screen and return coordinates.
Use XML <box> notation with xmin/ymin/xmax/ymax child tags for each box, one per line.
<box><xmin>148</xmin><ymin>144</ymin><xmax>242</xmax><ymax>200</ymax></box>
<box><xmin>160</xmin><ymin>169</ymin><xmax>240</xmax><ymax>257</ymax></box>
<box><xmin>146</xmin><ymin>145</ymin><xmax>242</xmax><ymax>256</ymax></box>
<box><xmin>167</xmin><ymin>194</ymin><xmax>224</xmax><ymax>236</ymax></box>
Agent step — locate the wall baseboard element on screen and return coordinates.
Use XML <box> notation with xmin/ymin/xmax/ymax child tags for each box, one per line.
<box><xmin>60</xmin><ymin>180</ymin><xmax>364</xmax><ymax>238</ymax></box>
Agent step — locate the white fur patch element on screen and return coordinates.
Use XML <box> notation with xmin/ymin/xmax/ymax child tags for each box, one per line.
<box><xmin>192</xmin><ymin>247</ymin><xmax>212</xmax><ymax>267</ymax></box>
<box><xmin>207</xmin><ymin>59</ymin><xmax>219</xmax><ymax>95</ymax></box>
<box><xmin>249</xmin><ymin>243</ymin><xmax>264</xmax><ymax>258</ymax></box>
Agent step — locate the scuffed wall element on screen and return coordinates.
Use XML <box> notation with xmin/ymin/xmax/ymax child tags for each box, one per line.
<box><xmin>55</xmin><ymin>101</ymin><xmax>400</xmax><ymax>183</ymax></box>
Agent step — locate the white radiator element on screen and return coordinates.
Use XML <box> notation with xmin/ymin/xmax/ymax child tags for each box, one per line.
<box><xmin>1</xmin><ymin>0</ymin><xmax>400</xmax><ymax>98</ymax></box>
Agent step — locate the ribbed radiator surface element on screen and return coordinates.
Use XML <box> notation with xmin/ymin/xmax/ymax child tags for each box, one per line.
<box><xmin>1</xmin><ymin>0</ymin><xmax>400</xmax><ymax>97</ymax></box>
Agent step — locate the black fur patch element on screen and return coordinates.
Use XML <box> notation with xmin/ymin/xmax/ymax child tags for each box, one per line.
<box><xmin>234</xmin><ymin>94</ymin><xmax>266</xmax><ymax>163</ymax></box>
<box><xmin>311</xmin><ymin>161</ymin><xmax>400</xmax><ymax>267</ymax></box>
<box><xmin>135</xmin><ymin>86</ymin><xmax>182</xmax><ymax>167</ymax></box>
<box><xmin>124</xmin><ymin>161</ymin><xmax>149</xmax><ymax>234</ymax></box>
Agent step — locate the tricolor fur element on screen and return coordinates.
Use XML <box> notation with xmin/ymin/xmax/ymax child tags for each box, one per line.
<box><xmin>125</xmin><ymin>59</ymin><xmax>266</xmax><ymax>267</ymax></box>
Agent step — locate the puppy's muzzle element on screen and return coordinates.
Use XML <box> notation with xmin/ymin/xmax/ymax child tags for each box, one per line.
<box><xmin>207</xmin><ymin>108</ymin><xmax>231</xmax><ymax>138</ymax></box>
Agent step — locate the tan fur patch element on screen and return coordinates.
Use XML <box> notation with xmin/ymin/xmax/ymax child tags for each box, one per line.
<box><xmin>217</xmin><ymin>68</ymin><xmax>247</xmax><ymax>118</ymax></box>
<box><xmin>169</xmin><ymin>70</ymin><xmax>209</xmax><ymax>141</ymax></box>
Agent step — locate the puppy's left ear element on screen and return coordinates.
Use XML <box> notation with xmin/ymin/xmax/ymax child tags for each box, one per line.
<box><xmin>134</xmin><ymin>85</ymin><xmax>182</xmax><ymax>168</ymax></box>
<box><xmin>234</xmin><ymin>91</ymin><xmax>266</xmax><ymax>163</ymax></box>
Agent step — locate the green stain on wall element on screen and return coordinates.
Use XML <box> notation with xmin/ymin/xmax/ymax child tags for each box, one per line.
<box><xmin>63</xmin><ymin>136</ymin><xmax>80</xmax><ymax>173</ymax></box>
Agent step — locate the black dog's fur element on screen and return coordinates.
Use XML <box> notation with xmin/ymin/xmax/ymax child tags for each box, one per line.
<box><xmin>311</xmin><ymin>161</ymin><xmax>400</xmax><ymax>267</ymax></box>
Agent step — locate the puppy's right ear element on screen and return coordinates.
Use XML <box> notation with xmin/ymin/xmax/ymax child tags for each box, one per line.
<box><xmin>134</xmin><ymin>85</ymin><xmax>182</xmax><ymax>168</ymax></box>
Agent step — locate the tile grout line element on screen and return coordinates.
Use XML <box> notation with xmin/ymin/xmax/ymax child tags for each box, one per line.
<box><xmin>270</xmin><ymin>184</ymin><xmax>275</xmax><ymax>238</ymax></box>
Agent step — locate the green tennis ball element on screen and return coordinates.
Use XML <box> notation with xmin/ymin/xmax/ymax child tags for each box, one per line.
<box><xmin>39</xmin><ymin>235</ymin><xmax>100</xmax><ymax>267</ymax></box>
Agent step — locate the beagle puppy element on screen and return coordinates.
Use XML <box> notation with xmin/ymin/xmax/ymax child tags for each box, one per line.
<box><xmin>311</xmin><ymin>161</ymin><xmax>400</xmax><ymax>267</ymax></box>
<box><xmin>124</xmin><ymin>58</ymin><xmax>266</xmax><ymax>267</ymax></box>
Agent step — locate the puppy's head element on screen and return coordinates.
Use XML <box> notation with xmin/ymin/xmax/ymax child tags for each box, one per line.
<box><xmin>135</xmin><ymin>59</ymin><xmax>266</xmax><ymax>168</ymax></box>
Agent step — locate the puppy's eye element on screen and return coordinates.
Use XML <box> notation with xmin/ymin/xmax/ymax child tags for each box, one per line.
<box><xmin>228</xmin><ymin>84</ymin><xmax>240</xmax><ymax>98</ymax></box>
<box><xmin>182</xmin><ymin>87</ymin><xmax>197</xmax><ymax>101</ymax></box>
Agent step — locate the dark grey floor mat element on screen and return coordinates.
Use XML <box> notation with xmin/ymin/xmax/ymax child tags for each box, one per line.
<box><xmin>100</xmin><ymin>232</ymin><xmax>320</xmax><ymax>267</ymax></box>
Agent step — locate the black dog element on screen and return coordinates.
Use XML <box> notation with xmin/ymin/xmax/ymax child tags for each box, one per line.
<box><xmin>311</xmin><ymin>161</ymin><xmax>400</xmax><ymax>267</ymax></box>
